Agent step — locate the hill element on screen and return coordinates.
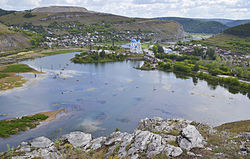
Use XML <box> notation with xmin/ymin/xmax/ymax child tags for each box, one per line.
<box><xmin>201</xmin><ymin>23</ymin><xmax>250</xmax><ymax>54</ymax></box>
<box><xmin>0</xmin><ymin>9</ymin><xmax>15</xmax><ymax>17</ymax></box>
<box><xmin>199</xmin><ymin>18</ymin><xmax>250</xmax><ymax>27</ymax></box>
<box><xmin>0</xmin><ymin>6</ymin><xmax>184</xmax><ymax>42</ymax></box>
<box><xmin>156</xmin><ymin>17</ymin><xmax>229</xmax><ymax>34</ymax></box>
<box><xmin>0</xmin><ymin>23</ymin><xmax>31</xmax><ymax>52</ymax></box>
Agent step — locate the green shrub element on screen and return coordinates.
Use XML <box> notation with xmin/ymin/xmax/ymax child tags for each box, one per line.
<box><xmin>0</xmin><ymin>73</ymin><xmax>8</xmax><ymax>79</ymax></box>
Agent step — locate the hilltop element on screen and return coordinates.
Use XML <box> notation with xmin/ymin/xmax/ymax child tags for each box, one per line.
<box><xmin>201</xmin><ymin>23</ymin><xmax>250</xmax><ymax>54</ymax></box>
<box><xmin>31</xmin><ymin>6</ymin><xmax>88</xmax><ymax>13</ymax></box>
<box><xmin>156</xmin><ymin>17</ymin><xmax>229</xmax><ymax>34</ymax></box>
<box><xmin>0</xmin><ymin>23</ymin><xmax>31</xmax><ymax>52</ymax></box>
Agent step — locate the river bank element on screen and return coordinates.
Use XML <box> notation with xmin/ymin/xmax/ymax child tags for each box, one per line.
<box><xmin>0</xmin><ymin>48</ymin><xmax>88</xmax><ymax>92</ymax></box>
<box><xmin>0</xmin><ymin>117</ymin><xmax>249</xmax><ymax>158</ymax></box>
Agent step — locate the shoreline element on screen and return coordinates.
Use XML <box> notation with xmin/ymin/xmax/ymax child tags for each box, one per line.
<box><xmin>5</xmin><ymin>109</ymin><xmax>66</xmax><ymax>123</ymax></box>
<box><xmin>0</xmin><ymin>71</ymin><xmax>47</xmax><ymax>96</ymax></box>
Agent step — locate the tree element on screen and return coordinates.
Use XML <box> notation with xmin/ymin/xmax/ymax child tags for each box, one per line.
<box><xmin>157</xmin><ymin>45</ymin><xmax>164</xmax><ymax>53</ymax></box>
<box><xmin>207</xmin><ymin>47</ymin><xmax>216</xmax><ymax>60</ymax></box>
<box><xmin>152</xmin><ymin>45</ymin><xmax>158</xmax><ymax>54</ymax></box>
<box><xmin>193</xmin><ymin>47</ymin><xmax>203</xmax><ymax>56</ymax></box>
<box><xmin>192</xmin><ymin>63</ymin><xmax>200</xmax><ymax>72</ymax></box>
<box><xmin>100</xmin><ymin>50</ymin><xmax>105</xmax><ymax>58</ymax></box>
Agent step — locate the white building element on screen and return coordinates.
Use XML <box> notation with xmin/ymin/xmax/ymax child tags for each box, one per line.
<box><xmin>130</xmin><ymin>39</ymin><xmax>143</xmax><ymax>53</ymax></box>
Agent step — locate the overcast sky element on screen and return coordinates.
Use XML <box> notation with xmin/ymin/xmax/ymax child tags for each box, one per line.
<box><xmin>0</xmin><ymin>0</ymin><xmax>249</xmax><ymax>19</ymax></box>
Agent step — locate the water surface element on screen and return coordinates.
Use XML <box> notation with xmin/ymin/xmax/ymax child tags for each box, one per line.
<box><xmin>0</xmin><ymin>52</ymin><xmax>249</xmax><ymax>151</ymax></box>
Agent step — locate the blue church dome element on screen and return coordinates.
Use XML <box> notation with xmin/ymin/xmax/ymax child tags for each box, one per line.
<box><xmin>131</xmin><ymin>39</ymin><xmax>137</xmax><ymax>43</ymax></box>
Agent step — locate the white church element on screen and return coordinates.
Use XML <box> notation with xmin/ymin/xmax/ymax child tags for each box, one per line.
<box><xmin>130</xmin><ymin>39</ymin><xmax>143</xmax><ymax>54</ymax></box>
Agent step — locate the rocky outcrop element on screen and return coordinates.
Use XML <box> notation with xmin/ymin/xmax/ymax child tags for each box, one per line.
<box><xmin>1</xmin><ymin>117</ymin><xmax>249</xmax><ymax>158</ymax></box>
<box><xmin>177</xmin><ymin>125</ymin><xmax>206</xmax><ymax>150</ymax></box>
<box><xmin>60</xmin><ymin>131</ymin><xmax>92</xmax><ymax>148</ymax></box>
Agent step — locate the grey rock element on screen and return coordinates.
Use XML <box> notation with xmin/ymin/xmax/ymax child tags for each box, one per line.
<box><xmin>133</xmin><ymin>130</ymin><xmax>153</xmax><ymax>151</ymax></box>
<box><xmin>30</xmin><ymin>136</ymin><xmax>54</xmax><ymax>148</ymax></box>
<box><xmin>136</xmin><ymin>117</ymin><xmax>192</xmax><ymax>135</ymax></box>
<box><xmin>17</xmin><ymin>142</ymin><xmax>31</xmax><ymax>152</ymax></box>
<box><xmin>12</xmin><ymin>157</ymin><xmax>28</xmax><ymax>159</ymax></box>
<box><xmin>118</xmin><ymin>133</ymin><xmax>134</xmax><ymax>158</ymax></box>
<box><xmin>90</xmin><ymin>136</ymin><xmax>106</xmax><ymax>150</ymax></box>
<box><xmin>131</xmin><ymin>154</ymin><xmax>139</xmax><ymax>159</ymax></box>
<box><xmin>165</xmin><ymin>144</ymin><xmax>183</xmax><ymax>157</ymax></box>
<box><xmin>187</xmin><ymin>151</ymin><xmax>196</xmax><ymax>156</ymax></box>
<box><xmin>147</xmin><ymin>134</ymin><xmax>164</xmax><ymax>157</ymax></box>
<box><xmin>205</xmin><ymin>147</ymin><xmax>212</xmax><ymax>151</ymax></box>
<box><xmin>177</xmin><ymin>125</ymin><xmax>205</xmax><ymax>150</ymax></box>
<box><xmin>162</xmin><ymin>135</ymin><xmax>177</xmax><ymax>145</ymax></box>
<box><xmin>104</xmin><ymin>131</ymin><xmax>127</xmax><ymax>146</ymax></box>
<box><xmin>60</xmin><ymin>131</ymin><xmax>92</xmax><ymax>148</ymax></box>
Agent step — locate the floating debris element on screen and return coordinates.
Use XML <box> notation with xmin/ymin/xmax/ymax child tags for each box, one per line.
<box><xmin>85</xmin><ymin>88</ymin><xmax>97</xmax><ymax>92</ymax></box>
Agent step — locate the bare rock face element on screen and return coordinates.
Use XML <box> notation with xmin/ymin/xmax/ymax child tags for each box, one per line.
<box><xmin>15</xmin><ymin>136</ymin><xmax>61</xmax><ymax>159</ymax></box>
<box><xmin>85</xmin><ymin>136</ymin><xmax>106</xmax><ymax>151</ymax></box>
<box><xmin>165</xmin><ymin>144</ymin><xmax>183</xmax><ymax>157</ymax></box>
<box><xmin>30</xmin><ymin>136</ymin><xmax>54</xmax><ymax>148</ymax></box>
<box><xmin>32</xmin><ymin>6</ymin><xmax>88</xmax><ymax>13</ymax></box>
<box><xmin>60</xmin><ymin>131</ymin><xmax>92</xmax><ymax>148</ymax></box>
<box><xmin>177</xmin><ymin>125</ymin><xmax>206</xmax><ymax>150</ymax></box>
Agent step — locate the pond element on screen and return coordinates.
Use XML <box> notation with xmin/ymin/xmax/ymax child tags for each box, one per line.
<box><xmin>0</xmin><ymin>52</ymin><xmax>249</xmax><ymax>151</ymax></box>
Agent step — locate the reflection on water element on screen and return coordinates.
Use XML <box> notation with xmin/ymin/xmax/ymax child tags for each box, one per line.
<box><xmin>0</xmin><ymin>52</ymin><xmax>249</xmax><ymax>152</ymax></box>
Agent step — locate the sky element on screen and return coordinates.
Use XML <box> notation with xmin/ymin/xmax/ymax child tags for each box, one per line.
<box><xmin>0</xmin><ymin>0</ymin><xmax>249</xmax><ymax>19</ymax></box>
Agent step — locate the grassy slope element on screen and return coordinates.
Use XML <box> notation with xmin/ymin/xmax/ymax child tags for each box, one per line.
<box><xmin>0</xmin><ymin>11</ymin><xmax>183</xmax><ymax>40</ymax></box>
<box><xmin>201</xmin><ymin>23</ymin><xmax>250</xmax><ymax>54</ymax></box>
<box><xmin>0</xmin><ymin>23</ymin><xmax>31</xmax><ymax>52</ymax></box>
<box><xmin>0</xmin><ymin>23</ymin><xmax>14</xmax><ymax>35</ymax></box>
<box><xmin>156</xmin><ymin>17</ymin><xmax>228</xmax><ymax>34</ymax></box>
<box><xmin>215</xmin><ymin>120</ymin><xmax>250</xmax><ymax>133</ymax></box>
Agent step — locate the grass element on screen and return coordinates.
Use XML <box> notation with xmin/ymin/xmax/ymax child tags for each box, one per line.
<box><xmin>215</xmin><ymin>120</ymin><xmax>250</xmax><ymax>133</ymax></box>
<box><xmin>0</xmin><ymin>64</ymin><xmax>34</xmax><ymax>73</ymax></box>
<box><xmin>42</xmin><ymin>48</ymin><xmax>88</xmax><ymax>55</ymax></box>
<box><xmin>0</xmin><ymin>76</ymin><xmax>26</xmax><ymax>90</ymax></box>
<box><xmin>0</xmin><ymin>64</ymin><xmax>39</xmax><ymax>91</ymax></box>
<box><xmin>0</xmin><ymin>23</ymin><xmax>14</xmax><ymax>35</ymax></box>
<box><xmin>0</xmin><ymin>114</ymin><xmax>48</xmax><ymax>138</ymax></box>
<box><xmin>0</xmin><ymin>73</ymin><xmax>9</xmax><ymax>79</ymax></box>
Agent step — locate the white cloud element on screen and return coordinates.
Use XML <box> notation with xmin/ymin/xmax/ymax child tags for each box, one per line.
<box><xmin>0</xmin><ymin>0</ymin><xmax>249</xmax><ymax>19</ymax></box>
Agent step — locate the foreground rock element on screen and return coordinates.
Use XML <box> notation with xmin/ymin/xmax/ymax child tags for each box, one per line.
<box><xmin>1</xmin><ymin>117</ymin><xmax>249</xmax><ymax>158</ymax></box>
<box><xmin>177</xmin><ymin>125</ymin><xmax>206</xmax><ymax>150</ymax></box>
